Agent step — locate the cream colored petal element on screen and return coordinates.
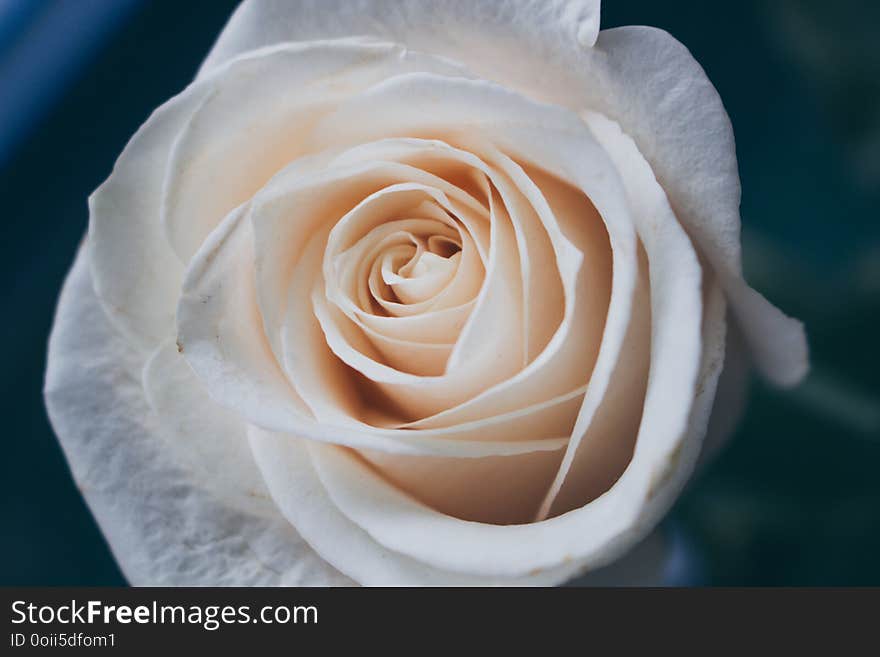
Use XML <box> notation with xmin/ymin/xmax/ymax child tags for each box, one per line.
<box><xmin>201</xmin><ymin>0</ymin><xmax>604</xmax><ymax>122</ymax></box>
<box><xmin>162</xmin><ymin>40</ymin><xmax>468</xmax><ymax>263</ymax></box>
<box><xmin>355</xmin><ymin>302</ymin><xmax>474</xmax><ymax>346</ymax></box>
<box><xmin>304</xmin><ymin>257</ymin><xmax>712</xmax><ymax>578</ymax></box>
<box><xmin>287</xmin><ymin>74</ymin><xmax>713</xmax><ymax>579</ymax></box>
<box><xmin>46</xmin><ymin>244</ymin><xmax>349</xmax><ymax>585</ymax></box>
<box><xmin>178</xmin><ymin>203</ymin><xmax>558</xmax><ymax>458</ymax></box>
<box><xmin>326</xmin><ymin>187</ymin><xmax>481</xmax><ymax>317</ymax></box>
<box><xmin>251</xmin><ymin>154</ymin><xmax>488</xmax><ymax>365</ymax></box>
<box><xmin>538</xmin><ymin>251</ymin><xmax>651</xmax><ymax>519</ymax></box>
<box><xmin>585</xmin><ymin>27</ymin><xmax>806</xmax><ymax>386</ymax></box>
<box><xmin>142</xmin><ymin>339</ymin><xmax>274</xmax><ymax>517</ymax></box>
<box><xmin>177</xmin><ymin>204</ymin><xmax>312</xmax><ymax>432</ymax></box>
<box><xmin>312</xmin><ymin>76</ymin><xmax>629</xmax><ymax>430</ymax></box>
<box><xmin>248</xmin><ymin>426</ymin><xmax>584</xmax><ymax>586</ymax></box>
<box><xmin>295</xmin><ymin>181</ymin><xmax>528</xmax><ymax>418</ymax></box>
<box><xmin>358</xmin><ymin>446</ymin><xmax>565</xmax><ymax>525</ymax></box>
<box><xmin>199</xmin><ymin>0</ymin><xmax>602</xmax><ymax>79</ymax></box>
<box><xmin>537</xmin><ymin>111</ymin><xmax>710</xmax><ymax>518</ymax></box>
<box><xmin>88</xmin><ymin>80</ymin><xmax>201</xmax><ymax>348</ymax></box>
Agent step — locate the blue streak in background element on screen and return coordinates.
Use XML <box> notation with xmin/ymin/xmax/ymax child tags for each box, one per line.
<box><xmin>0</xmin><ymin>0</ymin><xmax>143</xmax><ymax>168</ymax></box>
<box><xmin>0</xmin><ymin>0</ymin><xmax>47</xmax><ymax>53</ymax></box>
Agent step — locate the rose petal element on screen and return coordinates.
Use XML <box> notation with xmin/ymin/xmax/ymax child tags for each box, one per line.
<box><xmin>177</xmin><ymin>204</ymin><xmax>314</xmax><ymax>432</ymax></box>
<box><xmin>260</xmin><ymin>173</ymin><xmax>521</xmax><ymax>418</ymax></box>
<box><xmin>45</xmin><ymin>244</ymin><xmax>349</xmax><ymax>585</ymax></box>
<box><xmin>88</xmin><ymin>82</ymin><xmax>203</xmax><ymax>348</ymax></box>
<box><xmin>303</xmin><ymin>258</ymin><xmax>714</xmax><ymax>578</ymax></box>
<box><xmin>162</xmin><ymin>40</ymin><xmax>467</xmax><ymax>264</ymax></box>
<box><xmin>579</xmin><ymin>27</ymin><xmax>807</xmax><ymax>387</ymax></box>
<box><xmin>539</xmin><ymin>110</ymin><xmax>709</xmax><ymax>518</ymax></box>
<box><xmin>199</xmin><ymin>0</ymin><xmax>602</xmax><ymax>80</ymax></box>
<box><xmin>90</xmin><ymin>38</ymin><xmax>470</xmax><ymax>355</ymax></box>
<box><xmin>357</xmin><ymin>446</ymin><xmax>564</xmax><ymax>525</ymax></box>
<box><xmin>248</xmin><ymin>427</ymin><xmax>582</xmax><ymax>586</ymax></box>
<box><xmin>142</xmin><ymin>339</ymin><xmax>273</xmax><ymax>517</ymax></box>
<box><xmin>177</xmin><ymin>200</ymin><xmax>570</xmax><ymax>458</ymax></box>
<box><xmin>251</xmin><ymin>150</ymin><xmax>489</xmax><ymax>366</ymax></box>
<box><xmin>326</xmin><ymin>138</ymin><xmax>565</xmax><ymax>364</ymax></box>
<box><xmin>537</xmin><ymin>249</ymin><xmax>651</xmax><ymax>518</ymax></box>
<box><xmin>275</xmin><ymin>75</ymin><xmax>713</xmax><ymax>578</ymax></box>
<box><xmin>358</xmin><ymin>302</ymin><xmax>476</xmax><ymax>349</ymax></box>
<box><xmin>249</xmin><ymin>137</ymin><xmax>577</xmax><ymax>421</ymax></box>
<box><xmin>252</xmin><ymin>419</ymin><xmax>677</xmax><ymax>586</ymax></box>
<box><xmin>697</xmin><ymin>320</ymin><xmax>750</xmax><ymax>469</ymax></box>
<box><xmin>312</xmin><ymin>76</ymin><xmax>627</xmax><ymax>433</ymax></box>
<box><xmin>325</xmin><ymin>185</ymin><xmax>483</xmax><ymax>317</ymax></box>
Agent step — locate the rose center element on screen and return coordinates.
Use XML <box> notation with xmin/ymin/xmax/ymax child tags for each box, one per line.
<box><xmin>377</xmin><ymin>233</ymin><xmax>463</xmax><ymax>305</ymax></box>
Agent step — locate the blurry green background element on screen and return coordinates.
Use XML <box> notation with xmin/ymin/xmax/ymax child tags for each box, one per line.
<box><xmin>0</xmin><ymin>0</ymin><xmax>877</xmax><ymax>585</ymax></box>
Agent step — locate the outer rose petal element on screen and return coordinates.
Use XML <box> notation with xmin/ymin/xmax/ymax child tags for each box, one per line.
<box><xmin>45</xmin><ymin>245</ymin><xmax>350</xmax><ymax>586</ymax></box>
<box><xmin>249</xmin><ymin>428</ymin><xmax>675</xmax><ymax>586</ymax></box>
<box><xmin>91</xmin><ymin>39</ymin><xmax>472</xmax><ymax>360</ymax></box>
<box><xmin>88</xmin><ymin>86</ymin><xmax>198</xmax><ymax>349</ymax></box>
<box><xmin>162</xmin><ymin>40</ymin><xmax>468</xmax><ymax>265</ymax></box>
<box><xmin>581</xmin><ymin>27</ymin><xmax>807</xmax><ymax>386</ymax></box>
<box><xmin>199</xmin><ymin>0</ymin><xmax>602</xmax><ymax>78</ymax></box>
<box><xmin>142</xmin><ymin>339</ymin><xmax>274</xmax><ymax>518</ymax></box>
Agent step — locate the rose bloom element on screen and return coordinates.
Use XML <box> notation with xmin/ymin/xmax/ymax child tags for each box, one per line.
<box><xmin>45</xmin><ymin>0</ymin><xmax>807</xmax><ymax>586</ymax></box>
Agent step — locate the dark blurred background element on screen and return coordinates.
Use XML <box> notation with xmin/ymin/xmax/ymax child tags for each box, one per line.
<box><xmin>0</xmin><ymin>0</ymin><xmax>877</xmax><ymax>585</ymax></box>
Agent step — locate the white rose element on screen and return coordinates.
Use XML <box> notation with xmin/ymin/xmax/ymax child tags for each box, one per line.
<box><xmin>45</xmin><ymin>0</ymin><xmax>807</xmax><ymax>586</ymax></box>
